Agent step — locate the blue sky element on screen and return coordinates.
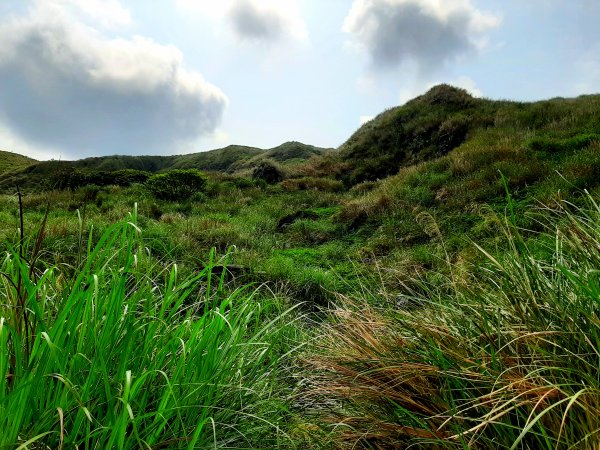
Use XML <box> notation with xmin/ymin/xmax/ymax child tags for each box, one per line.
<box><xmin>0</xmin><ymin>0</ymin><xmax>598</xmax><ymax>160</ymax></box>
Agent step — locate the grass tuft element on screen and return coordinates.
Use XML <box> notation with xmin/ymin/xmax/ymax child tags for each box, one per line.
<box><xmin>0</xmin><ymin>207</ymin><xmax>299</xmax><ymax>449</ymax></box>
<box><xmin>300</xmin><ymin>194</ymin><xmax>600</xmax><ymax>449</ymax></box>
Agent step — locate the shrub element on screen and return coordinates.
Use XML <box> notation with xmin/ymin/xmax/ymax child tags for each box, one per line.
<box><xmin>280</xmin><ymin>177</ymin><xmax>345</xmax><ymax>192</ymax></box>
<box><xmin>252</xmin><ymin>160</ymin><xmax>284</xmax><ymax>184</ymax></box>
<box><xmin>51</xmin><ymin>169</ymin><xmax>152</xmax><ymax>190</ymax></box>
<box><xmin>113</xmin><ymin>169</ymin><xmax>151</xmax><ymax>186</ymax></box>
<box><xmin>146</xmin><ymin>169</ymin><xmax>207</xmax><ymax>201</ymax></box>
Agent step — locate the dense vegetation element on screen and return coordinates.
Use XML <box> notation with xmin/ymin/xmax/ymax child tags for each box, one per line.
<box><xmin>0</xmin><ymin>142</ymin><xmax>330</xmax><ymax>191</ymax></box>
<box><xmin>0</xmin><ymin>85</ymin><xmax>599</xmax><ymax>448</ymax></box>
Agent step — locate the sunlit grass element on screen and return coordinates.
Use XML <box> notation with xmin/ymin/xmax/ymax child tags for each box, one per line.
<box><xmin>0</xmin><ymin>206</ymin><xmax>300</xmax><ymax>449</ymax></box>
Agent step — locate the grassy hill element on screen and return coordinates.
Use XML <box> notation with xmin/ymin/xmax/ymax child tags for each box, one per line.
<box><xmin>234</xmin><ymin>141</ymin><xmax>328</xmax><ymax>167</ymax></box>
<box><xmin>336</xmin><ymin>84</ymin><xmax>600</xmax><ymax>185</ymax></box>
<box><xmin>0</xmin><ymin>142</ymin><xmax>330</xmax><ymax>190</ymax></box>
<box><xmin>0</xmin><ymin>150</ymin><xmax>36</xmax><ymax>175</ymax></box>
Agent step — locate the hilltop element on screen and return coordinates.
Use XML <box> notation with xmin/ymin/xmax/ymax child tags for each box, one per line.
<box><xmin>3</xmin><ymin>85</ymin><xmax>600</xmax><ymax>193</ymax></box>
<box><xmin>335</xmin><ymin>84</ymin><xmax>600</xmax><ymax>184</ymax></box>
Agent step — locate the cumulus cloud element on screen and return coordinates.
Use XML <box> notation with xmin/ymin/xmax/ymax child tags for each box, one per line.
<box><xmin>0</xmin><ymin>1</ymin><xmax>228</xmax><ymax>158</ymax></box>
<box><xmin>343</xmin><ymin>0</ymin><xmax>500</xmax><ymax>74</ymax></box>
<box><xmin>177</xmin><ymin>0</ymin><xmax>307</xmax><ymax>44</ymax></box>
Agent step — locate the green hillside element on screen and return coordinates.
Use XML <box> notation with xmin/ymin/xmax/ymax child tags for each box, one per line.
<box><xmin>0</xmin><ymin>142</ymin><xmax>329</xmax><ymax>190</ymax></box>
<box><xmin>0</xmin><ymin>150</ymin><xmax>36</xmax><ymax>175</ymax></box>
<box><xmin>171</xmin><ymin>145</ymin><xmax>263</xmax><ymax>171</ymax></box>
<box><xmin>229</xmin><ymin>141</ymin><xmax>332</xmax><ymax>173</ymax></box>
<box><xmin>336</xmin><ymin>84</ymin><xmax>600</xmax><ymax>185</ymax></box>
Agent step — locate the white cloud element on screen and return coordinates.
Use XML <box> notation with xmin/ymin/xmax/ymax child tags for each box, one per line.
<box><xmin>0</xmin><ymin>2</ymin><xmax>228</xmax><ymax>158</ymax></box>
<box><xmin>177</xmin><ymin>0</ymin><xmax>308</xmax><ymax>44</ymax></box>
<box><xmin>343</xmin><ymin>0</ymin><xmax>500</xmax><ymax>74</ymax></box>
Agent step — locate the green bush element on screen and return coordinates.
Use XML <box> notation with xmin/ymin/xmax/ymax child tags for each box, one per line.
<box><xmin>281</xmin><ymin>177</ymin><xmax>345</xmax><ymax>192</ymax></box>
<box><xmin>51</xmin><ymin>169</ymin><xmax>151</xmax><ymax>190</ymax></box>
<box><xmin>113</xmin><ymin>169</ymin><xmax>151</xmax><ymax>186</ymax></box>
<box><xmin>252</xmin><ymin>160</ymin><xmax>284</xmax><ymax>184</ymax></box>
<box><xmin>146</xmin><ymin>169</ymin><xmax>207</xmax><ymax>201</ymax></box>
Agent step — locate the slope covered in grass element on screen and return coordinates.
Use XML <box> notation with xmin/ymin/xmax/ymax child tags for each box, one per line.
<box><xmin>336</xmin><ymin>85</ymin><xmax>600</xmax><ymax>185</ymax></box>
<box><xmin>0</xmin><ymin>150</ymin><xmax>36</xmax><ymax>175</ymax></box>
<box><xmin>1</xmin><ymin>86</ymin><xmax>599</xmax><ymax>307</ymax></box>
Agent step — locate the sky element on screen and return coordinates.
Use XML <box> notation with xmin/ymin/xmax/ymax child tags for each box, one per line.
<box><xmin>0</xmin><ymin>0</ymin><xmax>598</xmax><ymax>161</ymax></box>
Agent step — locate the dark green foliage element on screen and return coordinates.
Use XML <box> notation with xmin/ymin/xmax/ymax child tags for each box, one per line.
<box><xmin>113</xmin><ymin>169</ymin><xmax>151</xmax><ymax>185</ymax></box>
<box><xmin>74</xmin><ymin>154</ymin><xmax>172</xmax><ymax>172</ymax></box>
<box><xmin>49</xmin><ymin>169</ymin><xmax>151</xmax><ymax>190</ymax></box>
<box><xmin>252</xmin><ymin>160</ymin><xmax>284</xmax><ymax>184</ymax></box>
<box><xmin>0</xmin><ymin>142</ymin><xmax>328</xmax><ymax>192</ymax></box>
<box><xmin>146</xmin><ymin>169</ymin><xmax>207</xmax><ymax>200</ymax></box>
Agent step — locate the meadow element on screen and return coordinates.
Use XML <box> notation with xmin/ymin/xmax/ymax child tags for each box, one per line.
<box><xmin>0</xmin><ymin>85</ymin><xmax>599</xmax><ymax>448</ymax></box>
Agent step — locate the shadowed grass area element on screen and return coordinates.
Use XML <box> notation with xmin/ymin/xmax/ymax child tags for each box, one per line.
<box><xmin>299</xmin><ymin>194</ymin><xmax>600</xmax><ymax>449</ymax></box>
<box><xmin>0</xmin><ymin>206</ymin><xmax>301</xmax><ymax>449</ymax></box>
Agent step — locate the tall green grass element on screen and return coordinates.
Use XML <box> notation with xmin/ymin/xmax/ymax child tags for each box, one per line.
<box><xmin>0</xmin><ymin>205</ymin><xmax>298</xmax><ymax>449</ymax></box>
<box><xmin>301</xmin><ymin>194</ymin><xmax>600</xmax><ymax>449</ymax></box>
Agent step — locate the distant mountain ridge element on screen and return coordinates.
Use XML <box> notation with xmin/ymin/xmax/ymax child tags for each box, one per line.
<box><xmin>0</xmin><ymin>141</ymin><xmax>331</xmax><ymax>189</ymax></box>
<box><xmin>2</xmin><ymin>84</ymin><xmax>600</xmax><ymax>191</ymax></box>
